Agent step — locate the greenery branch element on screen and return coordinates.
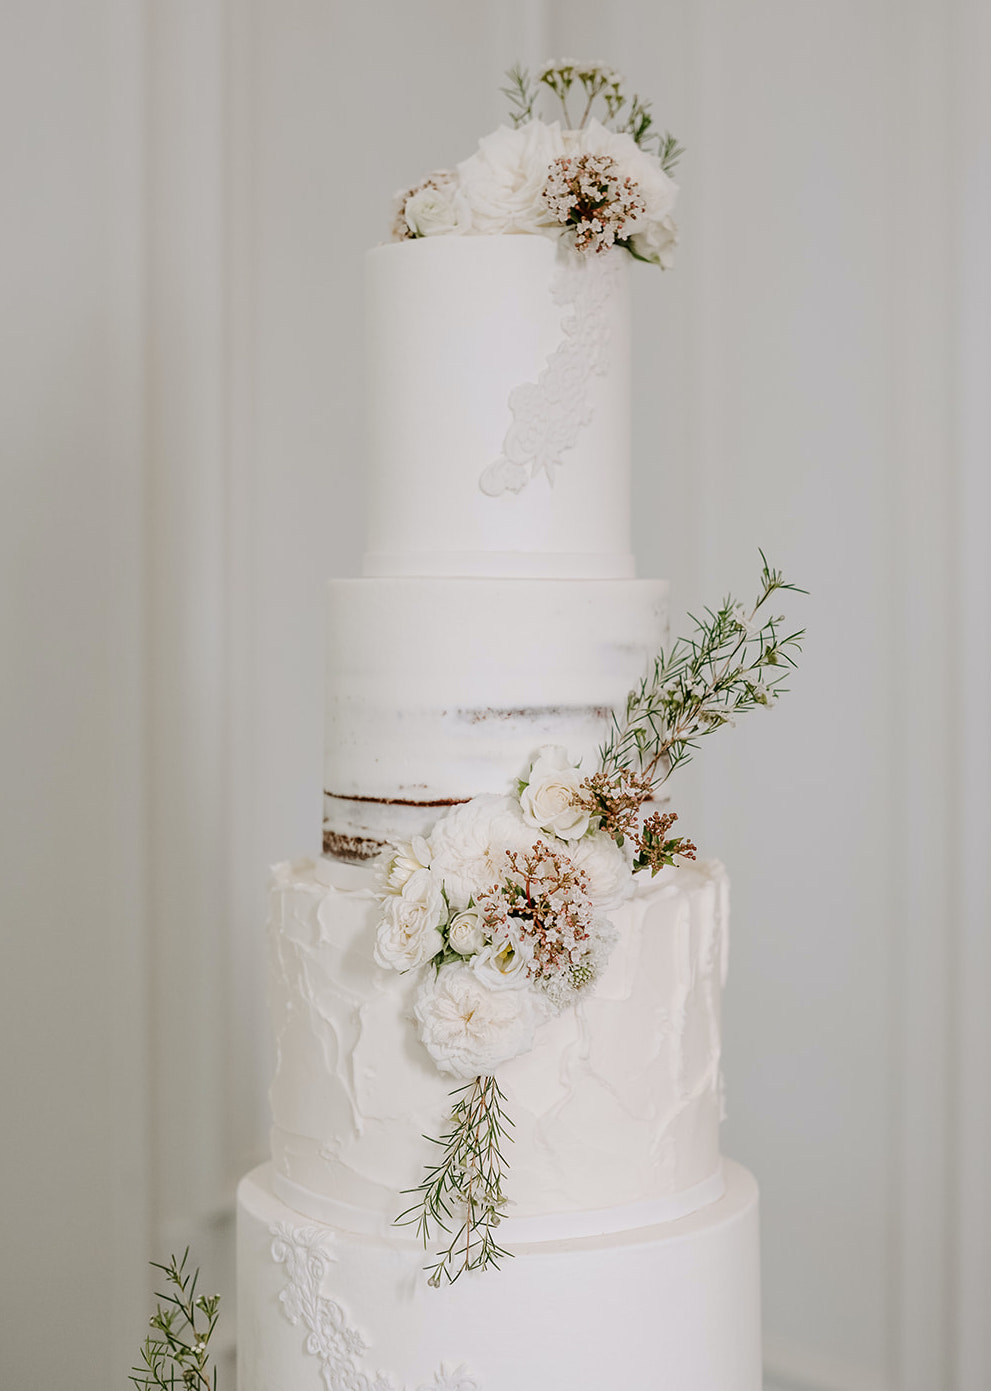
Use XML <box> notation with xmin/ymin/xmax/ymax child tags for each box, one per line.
<box><xmin>599</xmin><ymin>552</ymin><xmax>806</xmax><ymax>791</ymax></box>
<box><xmin>131</xmin><ymin>1250</ymin><xmax>220</xmax><ymax>1391</ymax></box>
<box><xmin>397</xmin><ymin>1075</ymin><xmax>514</xmax><ymax>1287</ymax></box>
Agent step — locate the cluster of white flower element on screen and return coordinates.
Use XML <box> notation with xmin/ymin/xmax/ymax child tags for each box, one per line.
<box><xmin>542</xmin><ymin>153</ymin><xmax>646</xmax><ymax>254</ymax></box>
<box><xmin>372</xmin><ymin>745</ymin><xmax>632</xmax><ymax>1078</ymax></box>
<box><xmin>391</xmin><ymin>118</ymin><xmax>678</xmax><ymax>267</ymax></box>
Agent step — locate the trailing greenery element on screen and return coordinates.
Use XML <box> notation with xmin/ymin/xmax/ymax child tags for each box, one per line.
<box><xmin>131</xmin><ymin>1250</ymin><xmax>220</xmax><ymax>1391</ymax></box>
<box><xmin>398</xmin><ymin>1075</ymin><xmax>514</xmax><ymax>1287</ymax></box>
<box><xmin>599</xmin><ymin>552</ymin><xmax>805</xmax><ymax>789</ymax></box>
<box><xmin>502</xmin><ymin>60</ymin><xmax>684</xmax><ymax>172</ymax></box>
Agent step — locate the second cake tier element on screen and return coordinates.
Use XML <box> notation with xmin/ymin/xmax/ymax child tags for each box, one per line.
<box><xmin>322</xmin><ymin>576</ymin><xmax>668</xmax><ymax>858</ymax></box>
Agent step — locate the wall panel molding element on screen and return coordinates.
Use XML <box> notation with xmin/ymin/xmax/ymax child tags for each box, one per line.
<box><xmin>145</xmin><ymin>0</ymin><xmax>237</xmax><ymax>1243</ymax></box>
<box><xmin>947</xmin><ymin>0</ymin><xmax>991</xmax><ymax>1383</ymax></box>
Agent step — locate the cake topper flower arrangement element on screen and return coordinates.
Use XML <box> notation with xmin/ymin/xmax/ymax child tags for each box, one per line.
<box><xmin>372</xmin><ymin>554</ymin><xmax>805</xmax><ymax>1286</ymax></box>
<box><xmin>392</xmin><ymin>61</ymin><xmax>683</xmax><ymax>267</ymax></box>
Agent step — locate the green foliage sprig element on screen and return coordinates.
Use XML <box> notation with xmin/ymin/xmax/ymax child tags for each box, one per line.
<box><xmin>599</xmin><ymin>552</ymin><xmax>806</xmax><ymax>789</ymax></box>
<box><xmin>501</xmin><ymin>63</ymin><xmax>537</xmax><ymax>128</ymax></box>
<box><xmin>131</xmin><ymin>1250</ymin><xmax>220</xmax><ymax>1391</ymax></box>
<box><xmin>502</xmin><ymin>61</ymin><xmax>684</xmax><ymax>173</ymax></box>
<box><xmin>398</xmin><ymin>1075</ymin><xmax>514</xmax><ymax>1287</ymax></box>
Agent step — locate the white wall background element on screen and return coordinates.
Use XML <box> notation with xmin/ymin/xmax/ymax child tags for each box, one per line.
<box><xmin>1</xmin><ymin>3</ymin><xmax>988</xmax><ymax>1389</ymax></box>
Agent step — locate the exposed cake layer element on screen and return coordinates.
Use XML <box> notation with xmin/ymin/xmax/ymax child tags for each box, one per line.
<box><xmin>323</xmin><ymin>576</ymin><xmax>668</xmax><ymax>855</ymax></box>
<box><xmin>238</xmin><ymin>1159</ymin><xmax>761</xmax><ymax>1391</ymax></box>
<box><xmin>268</xmin><ymin>855</ymin><xmax>727</xmax><ymax>1231</ymax></box>
<box><xmin>363</xmin><ymin>235</ymin><xmax>633</xmax><ymax>579</ymax></box>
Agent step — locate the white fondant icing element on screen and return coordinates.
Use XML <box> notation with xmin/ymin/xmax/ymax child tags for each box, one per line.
<box><xmin>268</xmin><ymin>856</ymin><xmax>727</xmax><ymax>1227</ymax></box>
<box><xmin>268</xmin><ymin>1219</ymin><xmax>480</xmax><ymax>1391</ymax></box>
<box><xmin>363</xmin><ymin>236</ymin><xmax>632</xmax><ymax>578</ymax></box>
<box><xmin>237</xmin><ymin>1161</ymin><xmax>762</xmax><ymax>1391</ymax></box>
<box><xmin>322</xmin><ymin>576</ymin><xmax>668</xmax><ymax>846</ymax></box>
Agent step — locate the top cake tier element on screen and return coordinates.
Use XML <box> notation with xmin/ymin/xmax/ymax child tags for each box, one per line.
<box><xmin>362</xmin><ymin>234</ymin><xmax>633</xmax><ymax>580</ymax></box>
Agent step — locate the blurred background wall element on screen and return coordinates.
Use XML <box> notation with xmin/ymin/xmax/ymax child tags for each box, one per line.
<box><xmin>2</xmin><ymin>2</ymin><xmax>988</xmax><ymax>1388</ymax></box>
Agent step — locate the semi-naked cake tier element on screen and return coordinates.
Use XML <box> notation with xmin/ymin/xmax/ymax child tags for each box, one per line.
<box><xmin>322</xmin><ymin>576</ymin><xmax>668</xmax><ymax>856</ymax></box>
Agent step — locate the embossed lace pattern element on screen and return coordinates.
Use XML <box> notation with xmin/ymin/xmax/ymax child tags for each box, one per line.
<box><xmin>478</xmin><ymin>251</ymin><xmax>620</xmax><ymax>497</ymax></box>
<box><xmin>270</xmin><ymin>1222</ymin><xmax>480</xmax><ymax>1391</ymax></box>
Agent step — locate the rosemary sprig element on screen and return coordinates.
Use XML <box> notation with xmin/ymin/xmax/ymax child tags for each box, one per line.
<box><xmin>398</xmin><ymin>1075</ymin><xmax>514</xmax><ymax>1287</ymax></box>
<box><xmin>599</xmin><ymin>552</ymin><xmax>806</xmax><ymax>789</ymax></box>
<box><xmin>501</xmin><ymin>62</ymin><xmax>537</xmax><ymax>128</ymax></box>
<box><xmin>131</xmin><ymin>1250</ymin><xmax>220</xmax><ymax>1391</ymax></box>
<box><xmin>656</xmin><ymin>130</ymin><xmax>686</xmax><ymax>177</ymax></box>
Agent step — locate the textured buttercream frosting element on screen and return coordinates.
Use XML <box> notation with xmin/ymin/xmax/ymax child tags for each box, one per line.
<box><xmin>268</xmin><ymin>854</ymin><xmax>727</xmax><ymax>1231</ymax></box>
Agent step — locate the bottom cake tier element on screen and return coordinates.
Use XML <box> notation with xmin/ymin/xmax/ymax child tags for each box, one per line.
<box><xmin>237</xmin><ymin>1159</ymin><xmax>761</xmax><ymax>1390</ymax></box>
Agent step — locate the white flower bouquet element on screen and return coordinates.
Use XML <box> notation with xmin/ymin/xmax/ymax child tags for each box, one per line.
<box><xmin>372</xmin><ymin>750</ymin><xmax>630</xmax><ymax>1080</ymax></box>
<box><xmin>390</xmin><ymin>61</ymin><xmax>683</xmax><ymax>268</ymax></box>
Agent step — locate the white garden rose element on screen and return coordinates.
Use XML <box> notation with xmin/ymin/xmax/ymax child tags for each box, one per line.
<box><xmin>519</xmin><ymin>745</ymin><xmax>590</xmax><ymax>841</ymax></box>
<box><xmin>403</xmin><ymin>181</ymin><xmax>472</xmax><ymax>238</ymax></box>
<box><xmin>413</xmin><ymin>963</ymin><xmax>548</xmax><ymax>1078</ymax></box>
<box><xmin>471</xmin><ymin>924</ymin><xmax>534</xmax><ymax>991</ymax></box>
<box><xmin>457</xmin><ymin>120</ymin><xmax>565</xmax><ymax>236</ymax></box>
<box><xmin>570</xmin><ymin>830</ymin><xmax>633</xmax><ymax>909</ymax></box>
<box><xmin>447</xmin><ymin>908</ymin><xmax>486</xmax><ymax>957</ymax></box>
<box><xmin>429</xmin><ymin>794</ymin><xmax>538</xmax><ymax>907</ymax></box>
<box><xmin>373</xmin><ymin>876</ymin><xmax>444</xmax><ymax>972</ymax></box>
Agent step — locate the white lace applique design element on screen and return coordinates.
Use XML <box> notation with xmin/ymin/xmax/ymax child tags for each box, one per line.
<box><xmin>479</xmin><ymin>250</ymin><xmax>620</xmax><ymax>498</ymax></box>
<box><xmin>270</xmin><ymin>1223</ymin><xmax>481</xmax><ymax>1391</ymax></box>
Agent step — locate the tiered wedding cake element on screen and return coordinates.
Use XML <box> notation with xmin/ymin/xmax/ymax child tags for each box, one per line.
<box><xmin>237</xmin><ymin>63</ymin><xmax>788</xmax><ymax>1391</ymax></box>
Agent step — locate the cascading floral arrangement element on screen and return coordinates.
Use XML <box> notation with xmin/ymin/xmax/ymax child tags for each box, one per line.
<box><xmin>391</xmin><ymin>61</ymin><xmax>684</xmax><ymax>267</ymax></box>
<box><xmin>372</xmin><ymin>555</ymin><xmax>805</xmax><ymax>1286</ymax></box>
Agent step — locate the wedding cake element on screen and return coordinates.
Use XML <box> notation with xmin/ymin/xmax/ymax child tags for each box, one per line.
<box><xmin>237</xmin><ymin>63</ymin><xmax>798</xmax><ymax>1390</ymax></box>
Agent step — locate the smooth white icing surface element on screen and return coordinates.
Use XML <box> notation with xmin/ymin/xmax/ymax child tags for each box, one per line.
<box><xmin>363</xmin><ymin>236</ymin><xmax>632</xmax><ymax>579</ymax></box>
<box><xmin>268</xmin><ymin>855</ymin><xmax>727</xmax><ymax>1228</ymax></box>
<box><xmin>323</xmin><ymin>576</ymin><xmax>668</xmax><ymax>849</ymax></box>
<box><xmin>237</xmin><ymin>1159</ymin><xmax>762</xmax><ymax>1391</ymax></box>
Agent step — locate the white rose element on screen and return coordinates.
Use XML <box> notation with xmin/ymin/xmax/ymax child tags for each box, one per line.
<box><xmin>629</xmin><ymin>212</ymin><xmax>678</xmax><ymax>269</ymax></box>
<box><xmin>471</xmin><ymin>924</ymin><xmax>534</xmax><ymax>991</ymax></box>
<box><xmin>570</xmin><ymin>830</ymin><xmax>633</xmax><ymax>909</ymax></box>
<box><xmin>403</xmin><ymin>182</ymin><xmax>472</xmax><ymax>238</ymax></box>
<box><xmin>373</xmin><ymin>876</ymin><xmax>444</xmax><ymax>972</ymax></box>
<box><xmin>447</xmin><ymin>908</ymin><xmax>486</xmax><ymax>956</ymax></box>
<box><xmin>519</xmin><ymin>745</ymin><xmax>590</xmax><ymax>841</ymax></box>
<box><xmin>414</xmin><ymin>963</ymin><xmax>548</xmax><ymax>1078</ymax></box>
<box><xmin>457</xmin><ymin>120</ymin><xmax>565</xmax><ymax>236</ymax></box>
